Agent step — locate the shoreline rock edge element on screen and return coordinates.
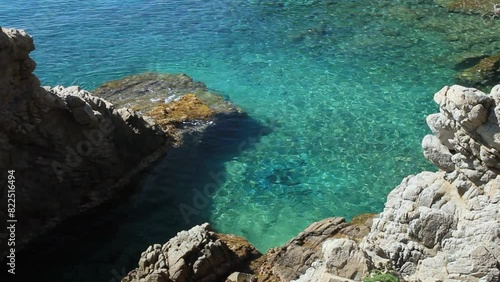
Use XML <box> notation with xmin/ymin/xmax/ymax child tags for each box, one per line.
<box><xmin>122</xmin><ymin>90</ymin><xmax>500</xmax><ymax>281</ymax></box>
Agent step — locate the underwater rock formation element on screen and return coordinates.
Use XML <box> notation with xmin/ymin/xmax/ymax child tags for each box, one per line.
<box><xmin>435</xmin><ymin>0</ymin><xmax>500</xmax><ymax>16</ymax></box>
<box><xmin>92</xmin><ymin>72</ymin><xmax>242</xmax><ymax>143</ymax></box>
<box><xmin>456</xmin><ymin>55</ymin><xmax>500</xmax><ymax>89</ymax></box>
<box><xmin>93</xmin><ymin>72</ymin><xmax>240</xmax><ymax>115</ymax></box>
<box><xmin>0</xmin><ymin>27</ymin><xmax>170</xmax><ymax>257</ymax></box>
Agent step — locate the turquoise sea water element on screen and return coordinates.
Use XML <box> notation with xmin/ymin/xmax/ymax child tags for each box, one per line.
<box><xmin>2</xmin><ymin>0</ymin><xmax>499</xmax><ymax>281</ymax></box>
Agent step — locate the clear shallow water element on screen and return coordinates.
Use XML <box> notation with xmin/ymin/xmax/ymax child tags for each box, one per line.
<box><xmin>2</xmin><ymin>0</ymin><xmax>499</xmax><ymax>281</ymax></box>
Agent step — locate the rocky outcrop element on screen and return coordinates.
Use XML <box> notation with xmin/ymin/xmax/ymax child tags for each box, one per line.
<box><xmin>124</xmin><ymin>216</ymin><xmax>375</xmax><ymax>282</ymax></box>
<box><xmin>363</xmin><ymin>85</ymin><xmax>500</xmax><ymax>281</ymax></box>
<box><xmin>362</xmin><ymin>171</ymin><xmax>499</xmax><ymax>282</ymax></box>
<box><xmin>92</xmin><ymin>72</ymin><xmax>240</xmax><ymax>115</ymax></box>
<box><xmin>301</xmin><ymin>85</ymin><xmax>500</xmax><ymax>282</ymax></box>
<box><xmin>122</xmin><ymin>223</ymin><xmax>262</xmax><ymax>282</ymax></box>
<box><xmin>258</xmin><ymin>217</ymin><xmax>374</xmax><ymax>282</ymax></box>
<box><xmin>0</xmin><ymin>27</ymin><xmax>169</xmax><ymax>256</ymax></box>
<box><xmin>92</xmin><ymin>72</ymin><xmax>242</xmax><ymax>143</ymax></box>
<box><xmin>424</xmin><ymin>85</ymin><xmax>500</xmax><ymax>186</ymax></box>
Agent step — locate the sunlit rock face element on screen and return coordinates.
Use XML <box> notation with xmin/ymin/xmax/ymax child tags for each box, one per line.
<box><xmin>360</xmin><ymin>85</ymin><xmax>500</xmax><ymax>282</ymax></box>
<box><xmin>120</xmin><ymin>81</ymin><xmax>500</xmax><ymax>282</ymax></box>
<box><xmin>294</xmin><ymin>85</ymin><xmax>500</xmax><ymax>282</ymax></box>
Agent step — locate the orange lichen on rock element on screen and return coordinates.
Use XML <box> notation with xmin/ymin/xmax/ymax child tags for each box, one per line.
<box><xmin>148</xmin><ymin>94</ymin><xmax>214</xmax><ymax>130</ymax></box>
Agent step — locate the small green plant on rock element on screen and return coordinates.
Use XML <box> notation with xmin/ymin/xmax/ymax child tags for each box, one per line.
<box><xmin>363</xmin><ymin>270</ymin><xmax>399</xmax><ymax>282</ymax></box>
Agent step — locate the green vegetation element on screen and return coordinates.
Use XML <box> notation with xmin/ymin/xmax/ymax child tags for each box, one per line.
<box><xmin>363</xmin><ymin>270</ymin><xmax>399</xmax><ymax>282</ymax></box>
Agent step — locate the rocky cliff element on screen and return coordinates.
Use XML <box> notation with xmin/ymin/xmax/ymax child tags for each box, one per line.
<box><xmin>359</xmin><ymin>85</ymin><xmax>500</xmax><ymax>281</ymax></box>
<box><xmin>124</xmin><ymin>85</ymin><xmax>500</xmax><ymax>282</ymax></box>
<box><xmin>289</xmin><ymin>85</ymin><xmax>500</xmax><ymax>282</ymax></box>
<box><xmin>0</xmin><ymin>27</ymin><xmax>169</xmax><ymax>256</ymax></box>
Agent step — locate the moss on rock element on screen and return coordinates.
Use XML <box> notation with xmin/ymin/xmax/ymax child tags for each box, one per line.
<box><xmin>455</xmin><ymin>55</ymin><xmax>500</xmax><ymax>88</ymax></box>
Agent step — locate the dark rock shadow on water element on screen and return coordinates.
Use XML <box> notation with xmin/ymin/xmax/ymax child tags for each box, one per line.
<box><xmin>12</xmin><ymin>112</ymin><xmax>271</xmax><ymax>282</ymax></box>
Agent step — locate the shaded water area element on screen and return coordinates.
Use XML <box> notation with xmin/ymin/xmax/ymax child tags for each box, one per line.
<box><xmin>2</xmin><ymin>0</ymin><xmax>499</xmax><ymax>281</ymax></box>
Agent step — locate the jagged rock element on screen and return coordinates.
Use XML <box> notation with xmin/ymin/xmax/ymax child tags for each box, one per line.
<box><xmin>296</xmin><ymin>85</ymin><xmax>500</xmax><ymax>282</ymax></box>
<box><xmin>257</xmin><ymin>217</ymin><xmax>372</xmax><ymax>281</ymax></box>
<box><xmin>0</xmin><ymin>27</ymin><xmax>170</xmax><ymax>257</ymax></box>
<box><xmin>122</xmin><ymin>223</ymin><xmax>262</xmax><ymax>282</ymax></box>
<box><xmin>426</xmin><ymin>85</ymin><xmax>499</xmax><ymax>185</ymax></box>
<box><xmin>360</xmin><ymin>84</ymin><xmax>500</xmax><ymax>281</ymax></box>
<box><xmin>362</xmin><ymin>171</ymin><xmax>500</xmax><ymax>282</ymax></box>
<box><xmin>292</xmin><ymin>238</ymin><xmax>370</xmax><ymax>282</ymax></box>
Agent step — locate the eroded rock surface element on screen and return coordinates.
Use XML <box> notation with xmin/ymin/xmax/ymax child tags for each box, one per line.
<box><xmin>258</xmin><ymin>217</ymin><xmax>372</xmax><ymax>282</ymax></box>
<box><xmin>0</xmin><ymin>27</ymin><xmax>169</xmax><ymax>256</ymax></box>
<box><xmin>363</xmin><ymin>171</ymin><xmax>500</xmax><ymax>282</ymax></box>
<box><xmin>425</xmin><ymin>85</ymin><xmax>499</xmax><ymax>186</ymax></box>
<box><xmin>294</xmin><ymin>85</ymin><xmax>500</xmax><ymax>282</ymax></box>
<box><xmin>124</xmin><ymin>85</ymin><xmax>499</xmax><ymax>282</ymax></box>
<box><xmin>122</xmin><ymin>223</ymin><xmax>262</xmax><ymax>282</ymax></box>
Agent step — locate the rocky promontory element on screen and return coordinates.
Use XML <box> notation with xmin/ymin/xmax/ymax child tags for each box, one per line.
<box><xmin>91</xmin><ymin>72</ymin><xmax>242</xmax><ymax>143</ymax></box>
<box><xmin>0</xmin><ymin>27</ymin><xmax>242</xmax><ymax>259</ymax></box>
<box><xmin>124</xmin><ymin>84</ymin><xmax>500</xmax><ymax>282</ymax></box>
<box><xmin>0</xmin><ymin>27</ymin><xmax>170</xmax><ymax>256</ymax></box>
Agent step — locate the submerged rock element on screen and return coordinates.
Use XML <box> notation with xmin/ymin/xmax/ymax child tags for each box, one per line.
<box><xmin>93</xmin><ymin>72</ymin><xmax>240</xmax><ymax>115</ymax></box>
<box><xmin>92</xmin><ymin>72</ymin><xmax>242</xmax><ymax>143</ymax></box>
<box><xmin>0</xmin><ymin>27</ymin><xmax>169</xmax><ymax>257</ymax></box>
<box><xmin>448</xmin><ymin>0</ymin><xmax>499</xmax><ymax>15</ymax></box>
<box><xmin>452</xmin><ymin>53</ymin><xmax>490</xmax><ymax>70</ymax></box>
<box><xmin>435</xmin><ymin>0</ymin><xmax>499</xmax><ymax>16</ymax></box>
<box><xmin>265</xmin><ymin>168</ymin><xmax>302</xmax><ymax>186</ymax></box>
<box><xmin>456</xmin><ymin>55</ymin><xmax>500</xmax><ymax>89</ymax></box>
